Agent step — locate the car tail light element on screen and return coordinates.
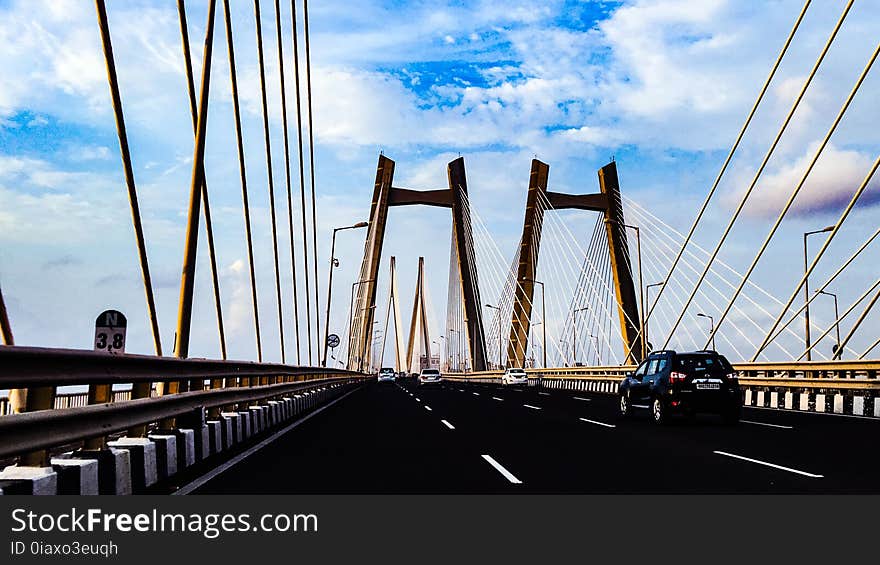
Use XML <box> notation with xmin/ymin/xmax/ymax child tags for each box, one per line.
<box><xmin>670</xmin><ymin>371</ymin><xmax>687</xmax><ymax>384</ymax></box>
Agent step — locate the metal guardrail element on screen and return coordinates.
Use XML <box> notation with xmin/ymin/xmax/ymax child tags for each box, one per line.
<box><xmin>444</xmin><ymin>360</ymin><xmax>880</xmax><ymax>384</ymax></box>
<box><xmin>0</xmin><ymin>378</ymin><xmax>352</xmax><ymax>460</ymax></box>
<box><xmin>443</xmin><ymin>360</ymin><xmax>880</xmax><ymax>417</ymax></box>
<box><xmin>0</xmin><ymin>346</ymin><xmax>366</xmax><ymax>460</ymax></box>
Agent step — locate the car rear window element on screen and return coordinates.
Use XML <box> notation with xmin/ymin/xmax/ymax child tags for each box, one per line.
<box><xmin>674</xmin><ymin>354</ymin><xmax>733</xmax><ymax>374</ymax></box>
<box><xmin>423</xmin><ymin>370</ymin><xmax>439</xmax><ymax>375</ymax></box>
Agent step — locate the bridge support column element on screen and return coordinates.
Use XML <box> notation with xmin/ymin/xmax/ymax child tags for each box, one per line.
<box><xmin>598</xmin><ymin>162</ymin><xmax>644</xmax><ymax>364</ymax></box>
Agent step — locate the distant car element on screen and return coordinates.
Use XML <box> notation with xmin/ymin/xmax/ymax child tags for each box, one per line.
<box><xmin>418</xmin><ymin>368</ymin><xmax>442</xmax><ymax>386</ymax></box>
<box><xmin>618</xmin><ymin>350</ymin><xmax>741</xmax><ymax>425</ymax></box>
<box><xmin>377</xmin><ymin>367</ymin><xmax>396</xmax><ymax>383</ymax></box>
<box><xmin>502</xmin><ymin>367</ymin><xmax>528</xmax><ymax>386</ymax></box>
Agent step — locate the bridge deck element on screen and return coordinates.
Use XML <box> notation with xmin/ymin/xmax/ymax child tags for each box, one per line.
<box><xmin>188</xmin><ymin>381</ymin><xmax>880</xmax><ymax>494</ymax></box>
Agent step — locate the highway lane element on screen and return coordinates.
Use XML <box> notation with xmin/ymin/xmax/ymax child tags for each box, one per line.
<box><xmin>190</xmin><ymin>379</ymin><xmax>880</xmax><ymax>494</ymax></box>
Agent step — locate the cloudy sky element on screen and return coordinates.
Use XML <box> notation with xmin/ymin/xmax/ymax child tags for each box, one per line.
<box><xmin>0</xmin><ymin>0</ymin><xmax>878</xmax><ymax>366</ymax></box>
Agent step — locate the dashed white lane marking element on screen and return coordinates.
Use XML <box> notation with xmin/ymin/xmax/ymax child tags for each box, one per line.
<box><xmin>523</xmin><ymin>404</ymin><xmax>541</xmax><ymax>410</ymax></box>
<box><xmin>415</xmin><ymin>398</ymin><xmax>421</xmax><ymax>402</ymax></box>
<box><xmin>492</xmin><ymin>396</ymin><xmax>504</xmax><ymax>401</ymax></box>
<box><xmin>632</xmin><ymin>404</ymin><xmax>650</xmax><ymax>409</ymax></box>
<box><xmin>481</xmin><ymin>454</ymin><xmax>522</xmax><ymax>484</ymax></box>
<box><xmin>573</xmin><ymin>396</ymin><xmax>591</xmax><ymax>402</ymax></box>
<box><xmin>741</xmin><ymin>420</ymin><xmax>793</xmax><ymax>429</ymax></box>
<box><xmin>458</xmin><ymin>389</ymin><xmax>465</xmax><ymax>392</ymax></box>
<box><xmin>472</xmin><ymin>392</ymin><xmax>480</xmax><ymax>396</ymax></box>
<box><xmin>538</xmin><ymin>392</ymin><xmax>550</xmax><ymax>396</ymax></box>
<box><xmin>441</xmin><ymin>419</ymin><xmax>455</xmax><ymax>430</ymax></box>
<box><xmin>425</xmin><ymin>406</ymin><xmax>432</xmax><ymax>411</ymax></box>
<box><xmin>713</xmin><ymin>450</ymin><xmax>823</xmax><ymax>478</ymax></box>
<box><xmin>579</xmin><ymin>417</ymin><xmax>616</xmax><ymax>428</ymax></box>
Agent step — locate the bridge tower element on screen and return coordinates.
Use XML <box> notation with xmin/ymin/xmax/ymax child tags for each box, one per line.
<box><xmin>348</xmin><ymin>155</ymin><xmax>488</xmax><ymax>372</ymax></box>
<box><xmin>507</xmin><ymin>160</ymin><xmax>643</xmax><ymax>368</ymax></box>
<box><xmin>405</xmin><ymin>257</ymin><xmax>432</xmax><ymax>373</ymax></box>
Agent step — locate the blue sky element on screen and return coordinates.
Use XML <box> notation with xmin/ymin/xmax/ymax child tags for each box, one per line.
<box><xmin>0</xmin><ymin>0</ymin><xmax>878</xmax><ymax>366</ymax></box>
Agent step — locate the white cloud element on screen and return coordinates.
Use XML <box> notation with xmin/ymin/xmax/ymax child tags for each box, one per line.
<box><xmin>731</xmin><ymin>142</ymin><xmax>880</xmax><ymax>218</ymax></box>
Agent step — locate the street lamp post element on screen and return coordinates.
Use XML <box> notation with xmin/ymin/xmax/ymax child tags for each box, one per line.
<box><xmin>590</xmin><ymin>334</ymin><xmax>600</xmax><ymax>365</ymax></box>
<box><xmin>818</xmin><ymin>289</ymin><xmax>841</xmax><ymax>356</ymax></box>
<box><xmin>322</xmin><ymin>221</ymin><xmax>369</xmax><ymax>366</ymax></box>
<box><xmin>623</xmin><ymin>224</ymin><xmax>645</xmax><ymax>362</ymax></box>
<box><xmin>697</xmin><ymin>313</ymin><xmax>715</xmax><ymax>351</ymax></box>
<box><xmin>521</xmin><ymin>277</ymin><xmax>546</xmax><ymax>369</ymax></box>
<box><xmin>804</xmin><ymin>226</ymin><xmax>834</xmax><ymax>361</ymax></box>
<box><xmin>573</xmin><ymin>306</ymin><xmax>589</xmax><ymax>366</ymax></box>
<box><xmin>645</xmin><ymin>282</ymin><xmax>663</xmax><ymax>353</ymax></box>
<box><xmin>485</xmin><ymin>303</ymin><xmax>502</xmax><ymax>369</ymax></box>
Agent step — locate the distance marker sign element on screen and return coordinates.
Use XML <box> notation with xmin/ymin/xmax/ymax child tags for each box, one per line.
<box><xmin>94</xmin><ymin>309</ymin><xmax>127</xmax><ymax>355</ymax></box>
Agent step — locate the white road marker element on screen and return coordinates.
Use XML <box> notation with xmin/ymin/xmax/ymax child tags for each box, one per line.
<box><xmin>579</xmin><ymin>417</ymin><xmax>616</xmax><ymax>428</ymax></box>
<box><xmin>415</xmin><ymin>398</ymin><xmax>421</xmax><ymax>402</ymax></box>
<box><xmin>632</xmin><ymin>404</ymin><xmax>649</xmax><ymax>409</ymax></box>
<box><xmin>741</xmin><ymin>420</ymin><xmax>793</xmax><ymax>429</ymax></box>
<box><xmin>481</xmin><ymin>454</ymin><xmax>522</xmax><ymax>484</ymax></box>
<box><xmin>441</xmin><ymin>419</ymin><xmax>455</xmax><ymax>430</ymax></box>
<box><xmin>472</xmin><ymin>392</ymin><xmax>480</xmax><ymax>396</ymax></box>
<box><xmin>425</xmin><ymin>406</ymin><xmax>432</xmax><ymax>411</ymax></box>
<box><xmin>714</xmin><ymin>450</ymin><xmax>823</xmax><ymax>478</ymax></box>
<box><xmin>573</xmin><ymin>396</ymin><xmax>591</xmax><ymax>402</ymax></box>
<box><xmin>492</xmin><ymin>396</ymin><xmax>503</xmax><ymax>401</ymax></box>
<box><xmin>523</xmin><ymin>404</ymin><xmax>541</xmax><ymax>410</ymax></box>
<box><xmin>538</xmin><ymin>392</ymin><xmax>550</xmax><ymax>396</ymax></box>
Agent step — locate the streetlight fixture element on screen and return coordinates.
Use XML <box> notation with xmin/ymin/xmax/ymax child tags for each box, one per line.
<box><xmin>484</xmin><ymin>303</ymin><xmax>502</xmax><ymax>370</ymax></box>
<box><xmin>573</xmin><ymin>306</ymin><xmax>589</xmax><ymax>366</ymax></box>
<box><xmin>818</xmin><ymin>289</ymin><xmax>841</xmax><ymax>356</ymax></box>
<box><xmin>645</xmin><ymin>282</ymin><xmax>663</xmax><ymax>352</ymax></box>
<box><xmin>804</xmin><ymin>226</ymin><xmax>834</xmax><ymax>361</ymax></box>
<box><xmin>696</xmin><ymin>313</ymin><xmax>715</xmax><ymax>351</ymax></box>
<box><xmin>622</xmin><ymin>224</ymin><xmax>645</xmax><ymax>361</ymax></box>
<box><xmin>521</xmin><ymin>277</ymin><xmax>546</xmax><ymax>369</ymax></box>
<box><xmin>322</xmin><ymin>221</ymin><xmax>369</xmax><ymax>366</ymax></box>
<box><xmin>590</xmin><ymin>333</ymin><xmax>600</xmax><ymax>365</ymax></box>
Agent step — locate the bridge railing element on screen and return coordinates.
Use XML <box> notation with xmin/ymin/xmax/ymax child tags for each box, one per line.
<box><xmin>0</xmin><ymin>346</ymin><xmax>366</xmax><ymax>462</ymax></box>
<box><xmin>443</xmin><ymin>360</ymin><xmax>880</xmax><ymax>417</ymax></box>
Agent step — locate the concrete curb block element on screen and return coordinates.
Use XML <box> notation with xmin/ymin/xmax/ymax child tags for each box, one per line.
<box><xmin>0</xmin><ymin>466</ymin><xmax>58</xmax><ymax>495</ymax></box>
<box><xmin>148</xmin><ymin>434</ymin><xmax>178</xmax><ymax>480</ymax></box>
<box><xmin>51</xmin><ymin>457</ymin><xmax>99</xmax><ymax>495</ymax></box>
<box><xmin>106</xmin><ymin>437</ymin><xmax>158</xmax><ymax>491</ymax></box>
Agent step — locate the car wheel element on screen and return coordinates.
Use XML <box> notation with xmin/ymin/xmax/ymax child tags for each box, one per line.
<box><xmin>618</xmin><ymin>394</ymin><xmax>632</xmax><ymax>418</ymax></box>
<box><xmin>651</xmin><ymin>397</ymin><xmax>668</xmax><ymax>425</ymax></box>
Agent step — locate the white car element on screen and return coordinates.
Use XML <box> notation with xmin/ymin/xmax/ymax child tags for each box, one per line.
<box><xmin>418</xmin><ymin>368</ymin><xmax>442</xmax><ymax>386</ymax></box>
<box><xmin>502</xmin><ymin>367</ymin><xmax>528</xmax><ymax>386</ymax></box>
<box><xmin>377</xmin><ymin>367</ymin><xmax>396</xmax><ymax>383</ymax></box>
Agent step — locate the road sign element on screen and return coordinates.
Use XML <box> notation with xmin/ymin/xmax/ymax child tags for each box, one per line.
<box><xmin>327</xmin><ymin>333</ymin><xmax>340</xmax><ymax>348</ymax></box>
<box><xmin>94</xmin><ymin>309</ymin><xmax>127</xmax><ymax>355</ymax></box>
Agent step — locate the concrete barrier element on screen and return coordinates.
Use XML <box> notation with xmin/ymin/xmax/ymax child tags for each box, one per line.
<box><xmin>148</xmin><ymin>434</ymin><xmax>178</xmax><ymax>480</ymax></box>
<box><xmin>107</xmin><ymin>437</ymin><xmax>158</xmax><ymax>491</ymax></box>
<box><xmin>0</xmin><ymin>466</ymin><xmax>58</xmax><ymax>495</ymax></box>
<box><xmin>51</xmin><ymin>457</ymin><xmax>99</xmax><ymax>495</ymax></box>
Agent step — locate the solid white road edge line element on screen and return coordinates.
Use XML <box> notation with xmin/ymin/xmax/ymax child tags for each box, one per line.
<box><xmin>481</xmin><ymin>454</ymin><xmax>522</xmax><ymax>484</ymax></box>
<box><xmin>579</xmin><ymin>417</ymin><xmax>616</xmax><ymax>428</ymax></box>
<box><xmin>713</xmin><ymin>450</ymin><xmax>823</xmax><ymax>478</ymax></box>
<box><xmin>741</xmin><ymin>420</ymin><xmax>793</xmax><ymax>429</ymax></box>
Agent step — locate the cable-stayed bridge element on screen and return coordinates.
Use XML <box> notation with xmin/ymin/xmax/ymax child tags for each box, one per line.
<box><xmin>1</xmin><ymin>0</ymin><xmax>879</xmax><ymax>494</ymax></box>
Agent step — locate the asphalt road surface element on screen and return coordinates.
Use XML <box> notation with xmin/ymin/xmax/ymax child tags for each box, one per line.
<box><xmin>191</xmin><ymin>379</ymin><xmax>880</xmax><ymax>494</ymax></box>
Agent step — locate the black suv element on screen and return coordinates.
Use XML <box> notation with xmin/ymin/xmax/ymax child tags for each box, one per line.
<box><xmin>618</xmin><ymin>350</ymin><xmax>741</xmax><ymax>424</ymax></box>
